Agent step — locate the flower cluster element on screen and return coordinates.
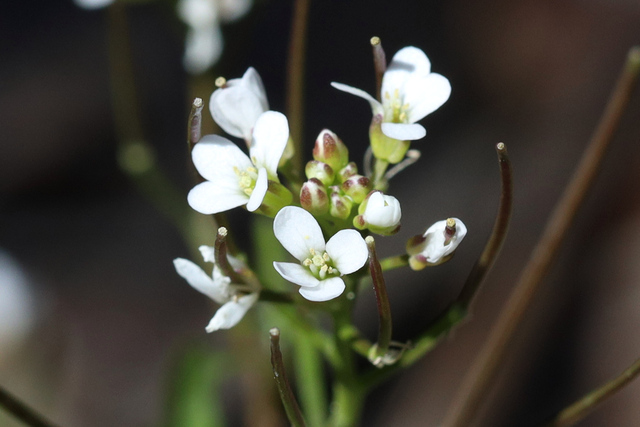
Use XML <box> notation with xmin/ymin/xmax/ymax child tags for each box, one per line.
<box><xmin>174</xmin><ymin>44</ymin><xmax>467</xmax><ymax>332</ymax></box>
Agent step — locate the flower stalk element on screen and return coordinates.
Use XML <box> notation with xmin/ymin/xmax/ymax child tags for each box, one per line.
<box><xmin>269</xmin><ymin>328</ymin><xmax>306</xmax><ymax>427</ymax></box>
<box><xmin>366</xmin><ymin>236</ymin><xmax>394</xmax><ymax>367</ymax></box>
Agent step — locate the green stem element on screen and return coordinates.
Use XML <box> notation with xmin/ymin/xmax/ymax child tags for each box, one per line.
<box><xmin>0</xmin><ymin>386</ymin><xmax>60</xmax><ymax>427</ymax></box>
<box><xmin>372</xmin><ymin>158</ymin><xmax>389</xmax><ymax>191</ymax></box>
<box><xmin>293</xmin><ymin>334</ymin><xmax>328</xmax><ymax>427</ymax></box>
<box><xmin>379</xmin><ymin>254</ymin><xmax>409</xmax><ymax>271</ymax></box>
<box><xmin>328</xmin><ymin>295</ymin><xmax>366</xmax><ymax>427</ymax></box>
<box><xmin>541</xmin><ymin>357</ymin><xmax>640</xmax><ymax>427</ymax></box>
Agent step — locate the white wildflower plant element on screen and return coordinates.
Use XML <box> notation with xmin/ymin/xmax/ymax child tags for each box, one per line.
<box><xmin>332</xmin><ymin>46</ymin><xmax>451</xmax><ymax>163</ymax></box>
<box><xmin>187</xmin><ymin>110</ymin><xmax>292</xmax><ymax>216</ymax></box>
<box><xmin>174</xmin><ymin>38</ymin><xmax>481</xmax><ymax>427</ymax></box>
<box><xmin>173</xmin><ymin>245</ymin><xmax>259</xmax><ymax>332</ymax></box>
<box><xmin>272</xmin><ymin>206</ymin><xmax>368</xmax><ymax>302</ymax></box>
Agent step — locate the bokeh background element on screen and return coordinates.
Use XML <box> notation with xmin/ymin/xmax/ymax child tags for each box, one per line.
<box><xmin>2</xmin><ymin>0</ymin><xmax>640</xmax><ymax>426</ymax></box>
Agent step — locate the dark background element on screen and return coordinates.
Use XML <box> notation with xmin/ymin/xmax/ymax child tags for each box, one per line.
<box><xmin>1</xmin><ymin>0</ymin><xmax>640</xmax><ymax>426</ymax></box>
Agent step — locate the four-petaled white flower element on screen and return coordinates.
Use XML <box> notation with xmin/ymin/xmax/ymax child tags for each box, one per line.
<box><xmin>362</xmin><ymin>191</ymin><xmax>401</xmax><ymax>230</ymax></box>
<box><xmin>188</xmin><ymin>110</ymin><xmax>288</xmax><ymax>214</ymax></box>
<box><xmin>178</xmin><ymin>0</ymin><xmax>253</xmax><ymax>74</ymax></box>
<box><xmin>273</xmin><ymin>206</ymin><xmax>368</xmax><ymax>301</ymax></box>
<box><xmin>174</xmin><ymin>245</ymin><xmax>258</xmax><ymax>332</ymax></box>
<box><xmin>210</xmin><ymin>67</ymin><xmax>269</xmax><ymax>142</ymax></box>
<box><xmin>331</xmin><ymin>46</ymin><xmax>451</xmax><ymax>141</ymax></box>
<box><xmin>407</xmin><ymin>218</ymin><xmax>467</xmax><ymax>269</ymax></box>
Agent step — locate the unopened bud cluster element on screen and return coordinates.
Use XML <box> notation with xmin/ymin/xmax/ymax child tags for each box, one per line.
<box><xmin>300</xmin><ymin>130</ymin><xmax>400</xmax><ymax>235</ymax></box>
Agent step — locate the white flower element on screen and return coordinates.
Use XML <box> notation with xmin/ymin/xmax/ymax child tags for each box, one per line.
<box><xmin>209</xmin><ymin>67</ymin><xmax>269</xmax><ymax>142</ymax></box>
<box><xmin>174</xmin><ymin>245</ymin><xmax>258</xmax><ymax>332</ymax></box>
<box><xmin>74</xmin><ymin>0</ymin><xmax>114</xmax><ymax>9</ymax></box>
<box><xmin>407</xmin><ymin>218</ymin><xmax>467</xmax><ymax>269</ymax></box>
<box><xmin>178</xmin><ymin>0</ymin><xmax>253</xmax><ymax>74</ymax></box>
<box><xmin>187</xmin><ymin>110</ymin><xmax>288</xmax><ymax>214</ymax></box>
<box><xmin>362</xmin><ymin>191</ymin><xmax>401</xmax><ymax>229</ymax></box>
<box><xmin>273</xmin><ymin>206</ymin><xmax>368</xmax><ymax>302</ymax></box>
<box><xmin>331</xmin><ymin>46</ymin><xmax>450</xmax><ymax>141</ymax></box>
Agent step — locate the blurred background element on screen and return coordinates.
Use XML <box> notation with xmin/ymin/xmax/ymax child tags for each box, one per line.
<box><xmin>1</xmin><ymin>0</ymin><xmax>640</xmax><ymax>426</ymax></box>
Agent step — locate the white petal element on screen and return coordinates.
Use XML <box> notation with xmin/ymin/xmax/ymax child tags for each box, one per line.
<box><xmin>246</xmin><ymin>167</ymin><xmax>268</xmax><ymax>212</ymax></box>
<box><xmin>191</xmin><ymin>135</ymin><xmax>252</xmax><ymax>182</ymax></box>
<box><xmin>173</xmin><ymin>258</ymin><xmax>228</xmax><ymax>304</ymax></box>
<box><xmin>205</xmin><ymin>293</ymin><xmax>258</xmax><ymax>332</ymax></box>
<box><xmin>364</xmin><ymin>192</ymin><xmax>402</xmax><ymax>227</ymax></box>
<box><xmin>273</xmin><ymin>206</ymin><xmax>325</xmax><ymax>261</ymax></box>
<box><xmin>240</xmin><ymin>67</ymin><xmax>268</xmax><ymax>111</ymax></box>
<box><xmin>273</xmin><ymin>262</ymin><xmax>320</xmax><ymax>288</ymax></box>
<box><xmin>188</xmin><ymin>181</ymin><xmax>247</xmax><ymax>214</ymax></box>
<box><xmin>299</xmin><ymin>277</ymin><xmax>345</xmax><ymax>302</ymax></box>
<box><xmin>210</xmin><ymin>79</ymin><xmax>267</xmax><ymax>141</ymax></box>
<box><xmin>325</xmin><ymin>230</ymin><xmax>368</xmax><ymax>275</ymax></box>
<box><xmin>183</xmin><ymin>25</ymin><xmax>223</xmax><ymax>75</ymax></box>
<box><xmin>199</xmin><ymin>245</ymin><xmax>216</xmax><ymax>263</ymax></box>
<box><xmin>381</xmin><ymin>47</ymin><xmax>432</xmax><ymax>99</ymax></box>
<box><xmin>250</xmin><ymin>111</ymin><xmax>289</xmax><ymax>177</ymax></box>
<box><xmin>381</xmin><ymin>123</ymin><xmax>426</xmax><ymax>141</ymax></box>
<box><xmin>418</xmin><ymin>218</ymin><xmax>468</xmax><ymax>263</ymax></box>
<box><xmin>403</xmin><ymin>73</ymin><xmax>451</xmax><ymax>123</ymax></box>
<box><xmin>330</xmin><ymin>82</ymin><xmax>384</xmax><ymax>116</ymax></box>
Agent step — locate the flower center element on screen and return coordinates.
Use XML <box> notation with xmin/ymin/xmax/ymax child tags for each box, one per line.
<box><xmin>234</xmin><ymin>166</ymin><xmax>259</xmax><ymax>196</ymax></box>
<box><xmin>302</xmin><ymin>248</ymin><xmax>339</xmax><ymax>280</ymax></box>
<box><xmin>384</xmin><ymin>88</ymin><xmax>410</xmax><ymax>123</ymax></box>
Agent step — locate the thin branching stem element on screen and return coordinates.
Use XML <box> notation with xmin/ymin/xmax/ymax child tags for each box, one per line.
<box><xmin>0</xmin><ymin>386</ymin><xmax>60</xmax><ymax>427</ymax></box>
<box><xmin>541</xmin><ymin>357</ymin><xmax>640</xmax><ymax>427</ymax></box>
<box><xmin>269</xmin><ymin>328</ymin><xmax>306</xmax><ymax>427</ymax></box>
<box><xmin>457</xmin><ymin>142</ymin><xmax>513</xmax><ymax>310</ymax></box>
<box><xmin>361</xmin><ymin>142</ymin><xmax>511</xmax><ymax>388</ymax></box>
<box><xmin>442</xmin><ymin>46</ymin><xmax>640</xmax><ymax>427</ymax></box>
<box><xmin>286</xmin><ymin>0</ymin><xmax>311</xmax><ymax>175</ymax></box>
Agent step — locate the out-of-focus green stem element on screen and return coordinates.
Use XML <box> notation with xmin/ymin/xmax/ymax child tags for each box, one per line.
<box><xmin>542</xmin><ymin>357</ymin><xmax>640</xmax><ymax>427</ymax></box>
<box><xmin>0</xmin><ymin>386</ymin><xmax>60</xmax><ymax>427</ymax></box>
<box><xmin>293</xmin><ymin>334</ymin><xmax>328</xmax><ymax>427</ymax></box>
<box><xmin>379</xmin><ymin>254</ymin><xmax>409</xmax><ymax>271</ymax></box>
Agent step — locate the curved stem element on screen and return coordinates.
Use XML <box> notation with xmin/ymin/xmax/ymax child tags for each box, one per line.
<box><xmin>0</xmin><ymin>385</ymin><xmax>60</xmax><ymax>427</ymax></box>
<box><xmin>442</xmin><ymin>46</ymin><xmax>640</xmax><ymax>427</ymax></box>
<box><xmin>541</xmin><ymin>357</ymin><xmax>640</xmax><ymax>427</ymax></box>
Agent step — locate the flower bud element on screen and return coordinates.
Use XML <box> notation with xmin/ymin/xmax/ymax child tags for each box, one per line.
<box><xmin>305</xmin><ymin>160</ymin><xmax>335</xmax><ymax>187</ymax></box>
<box><xmin>337</xmin><ymin>162</ymin><xmax>358</xmax><ymax>183</ymax></box>
<box><xmin>341</xmin><ymin>175</ymin><xmax>372</xmax><ymax>204</ymax></box>
<box><xmin>300</xmin><ymin>178</ymin><xmax>329</xmax><ymax>216</ymax></box>
<box><xmin>313</xmin><ymin>129</ymin><xmax>349</xmax><ymax>172</ymax></box>
<box><xmin>329</xmin><ymin>187</ymin><xmax>353</xmax><ymax>220</ymax></box>
<box><xmin>407</xmin><ymin>218</ymin><xmax>467</xmax><ymax>270</ymax></box>
<box><xmin>254</xmin><ymin>180</ymin><xmax>294</xmax><ymax>218</ymax></box>
<box><xmin>354</xmin><ymin>191</ymin><xmax>401</xmax><ymax>235</ymax></box>
<box><xmin>369</xmin><ymin>114</ymin><xmax>410</xmax><ymax>164</ymax></box>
